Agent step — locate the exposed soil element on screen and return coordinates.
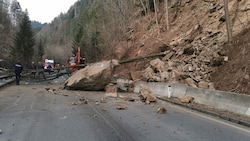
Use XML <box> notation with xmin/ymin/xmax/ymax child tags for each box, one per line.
<box><xmin>114</xmin><ymin>0</ymin><xmax>250</xmax><ymax>95</ymax></box>
<box><xmin>211</xmin><ymin>28</ymin><xmax>250</xmax><ymax>94</ymax></box>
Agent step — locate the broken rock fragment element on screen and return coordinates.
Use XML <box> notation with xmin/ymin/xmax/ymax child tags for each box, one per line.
<box><xmin>105</xmin><ymin>85</ymin><xmax>118</xmax><ymax>98</ymax></box>
<box><xmin>149</xmin><ymin>58</ymin><xmax>165</xmax><ymax>72</ymax></box>
<box><xmin>72</xmin><ymin>97</ymin><xmax>88</xmax><ymax>105</ymax></box>
<box><xmin>123</xmin><ymin>95</ymin><xmax>135</xmax><ymax>102</ymax></box>
<box><xmin>100</xmin><ymin>97</ymin><xmax>107</xmax><ymax>103</ymax></box>
<box><xmin>157</xmin><ymin>107</ymin><xmax>167</xmax><ymax>114</ymax></box>
<box><xmin>139</xmin><ymin>84</ymin><xmax>157</xmax><ymax>104</ymax></box>
<box><xmin>79</xmin><ymin>97</ymin><xmax>88</xmax><ymax>104</ymax></box>
<box><xmin>178</xmin><ymin>95</ymin><xmax>194</xmax><ymax>103</ymax></box>
<box><xmin>116</xmin><ymin>103</ymin><xmax>127</xmax><ymax>110</ymax></box>
<box><xmin>185</xmin><ymin>78</ymin><xmax>197</xmax><ymax>88</ymax></box>
<box><xmin>198</xmin><ymin>81</ymin><xmax>209</xmax><ymax>89</ymax></box>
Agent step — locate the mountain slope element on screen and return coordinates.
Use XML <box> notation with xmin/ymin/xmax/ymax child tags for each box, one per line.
<box><xmin>114</xmin><ymin>0</ymin><xmax>250</xmax><ymax>94</ymax></box>
<box><xmin>36</xmin><ymin>0</ymin><xmax>250</xmax><ymax>94</ymax></box>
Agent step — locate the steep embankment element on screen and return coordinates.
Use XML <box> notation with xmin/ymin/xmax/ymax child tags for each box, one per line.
<box><xmin>115</xmin><ymin>0</ymin><xmax>250</xmax><ymax>94</ymax></box>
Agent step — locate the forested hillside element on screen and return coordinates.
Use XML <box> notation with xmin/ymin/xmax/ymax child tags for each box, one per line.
<box><xmin>37</xmin><ymin>0</ymin><xmax>136</xmax><ymax>63</ymax></box>
<box><xmin>1</xmin><ymin>0</ymin><xmax>250</xmax><ymax>94</ymax></box>
<box><xmin>0</xmin><ymin>0</ymin><xmax>14</xmax><ymax>60</ymax></box>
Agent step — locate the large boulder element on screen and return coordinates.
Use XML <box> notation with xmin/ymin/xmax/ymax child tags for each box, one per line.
<box><xmin>64</xmin><ymin>60</ymin><xmax>119</xmax><ymax>90</ymax></box>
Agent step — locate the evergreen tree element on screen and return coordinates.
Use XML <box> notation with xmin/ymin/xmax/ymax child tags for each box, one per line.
<box><xmin>12</xmin><ymin>13</ymin><xmax>36</xmax><ymax>67</ymax></box>
<box><xmin>72</xmin><ymin>24</ymin><xmax>83</xmax><ymax>55</ymax></box>
<box><xmin>0</xmin><ymin>1</ymin><xmax>12</xmax><ymax>60</ymax></box>
<box><xmin>37</xmin><ymin>38</ymin><xmax>44</xmax><ymax>61</ymax></box>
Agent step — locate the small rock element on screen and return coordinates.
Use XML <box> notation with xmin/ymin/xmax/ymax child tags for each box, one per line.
<box><xmin>198</xmin><ymin>81</ymin><xmax>209</xmax><ymax>89</ymax></box>
<box><xmin>179</xmin><ymin>96</ymin><xmax>194</xmax><ymax>103</ymax></box>
<box><xmin>157</xmin><ymin>107</ymin><xmax>167</xmax><ymax>114</ymax></box>
<box><xmin>105</xmin><ymin>85</ymin><xmax>118</xmax><ymax>98</ymax></box>
<box><xmin>100</xmin><ymin>98</ymin><xmax>107</xmax><ymax>103</ymax></box>
<box><xmin>62</xmin><ymin>93</ymin><xmax>69</xmax><ymax>96</ymax></box>
<box><xmin>74</xmin><ymin>97</ymin><xmax>88</xmax><ymax>105</ymax></box>
<box><xmin>77</xmin><ymin>101</ymin><xmax>87</xmax><ymax>105</ymax></box>
<box><xmin>79</xmin><ymin>97</ymin><xmax>86</xmax><ymax>101</ymax></box>
<box><xmin>223</xmin><ymin>56</ymin><xmax>228</xmax><ymax>62</ymax></box>
<box><xmin>130</xmin><ymin>71</ymin><xmax>143</xmax><ymax>81</ymax></box>
<box><xmin>185</xmin><ymin>78</ymin><xmax>197</xmax><ymax>88</ymax></box>
<box><xmin>244</xmin><ymin>75</ymin><xmax>249</xmax><ymax>80</ymax></box>
<box><xmin>123</xmin><ymin>96</ymin><xmax>135</xmax><ymax>102</ymax></box>
<box><xmin>116</xmin><ymin>104</ymin><xmax>126</xmax><ymax>110</ymax></box>
<box><xmin>95</xmin><ymin>102</ymin><xmax>99</xmax><ymax>105</ymax></box>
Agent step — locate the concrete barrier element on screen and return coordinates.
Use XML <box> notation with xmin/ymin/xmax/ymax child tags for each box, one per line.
<box><xmin>134</xmin><ymin>81</ymin><xmax>250</xmax><ymax>116</ymax></box>
<box><xmin>186</xmin><ymin>87</ymin><xmax>250</xmax><ymax>116</ymax></box>
<box><xmin>134</xmin><ymin>81</ymin><xmax>187</xmax><ymax>98</ymax></box>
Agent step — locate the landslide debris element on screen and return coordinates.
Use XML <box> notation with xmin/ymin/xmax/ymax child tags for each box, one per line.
<box><xmin>114</xmin><ymin>0</ymin><xmax>250</xmax><ymax>94</ymax></box>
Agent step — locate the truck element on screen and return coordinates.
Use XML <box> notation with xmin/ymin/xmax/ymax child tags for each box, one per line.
<box><xmin>67</xmin><ymin>47</ymin><xmax>86</xmax><ymax>72</ymax></box>
<box><xmin>44</xmin><ymin>59</ymin><xmax>54</xmax><ymax>69</ymax></box>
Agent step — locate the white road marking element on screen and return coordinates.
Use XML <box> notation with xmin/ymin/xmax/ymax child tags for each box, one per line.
<box><xmin>14</xmin><ymin>93</ymin><xmax>25</xmax><ymax>106</ymax></box>
<box><xmin>168</xmin><ymin>102</ymin><xmax>250</xmax><ymax>133</ymax></box>
<box><xmin>30</xmin><ymin>94</ymin><xmax>37</xmax><ymax>109</ymax></box>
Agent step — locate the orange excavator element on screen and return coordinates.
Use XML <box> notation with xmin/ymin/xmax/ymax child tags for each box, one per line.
<box><xmin>67</xmin><ymin>47</ymin><xmax>86</xmax><ymax>72</ymax></box>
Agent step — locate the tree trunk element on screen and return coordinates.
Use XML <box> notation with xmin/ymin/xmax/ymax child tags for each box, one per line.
<box><xmin>119</xmin><ymin>51</ymin><xmax>167</xmax><ymax>64</ymax></box>
<box><xmin>223</xmin><ymin>0</ymin><xmax>232</xmax><ymax>44</ymax></box>
<box><xmin>140</xmin><ymin>0</ymin><xmax>147</xmax><ymax>15</ymax></box>
<box><xmin>153</xmin><ymin>0</ymin><xmax>160</xmax><ymax>34</ymax></box>
<box><xmin>164</xmin><ymin>0</ymin><xmax>169</xmax><ymax>30</ymax></box>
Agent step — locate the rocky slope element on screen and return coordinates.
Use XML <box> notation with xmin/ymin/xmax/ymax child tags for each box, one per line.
<box><xmin>114</xmin><ymin>0</ymin><xmax>250</xmax><ymax>94</ymax></box>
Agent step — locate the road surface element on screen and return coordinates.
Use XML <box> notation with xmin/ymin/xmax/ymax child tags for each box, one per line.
<box><xmin>0</xmin><ymin>82</ymin><xmax>249</xmax><ymax>141</ymax></box>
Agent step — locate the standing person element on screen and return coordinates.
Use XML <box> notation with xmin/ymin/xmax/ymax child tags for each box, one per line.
<box><xmin>37</xmin><ymin>62</ymin><xmax>46</xmax><ymax>80</ymax></box>
<box><xmin>47</xmin><ymin>64</ymin><xmax>52</xmax><ymax>75</ymax></box>
<box><xmin>14</xmin><ymin>61</ymin><xmax>23</xmax><ymax>85</ymax></box>
<box><xmin>37</xmin><ymin>61</ymin><xmax>43</xmax><ymax>70</ymax></box>
<box><xmin>30</xmin><ymin>61</ymin><xmax>37</xmax><ymax>78</ymax></box>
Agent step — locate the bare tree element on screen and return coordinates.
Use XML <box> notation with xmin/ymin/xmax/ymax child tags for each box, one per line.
<box><xmin>223</xmin><ymin>0</ymin><xmax>232</xmax><ymax>43</ymax></box>
<box><xmin>164</xmin><ymin>0</ymin><xmax>169</xmax><ymax>30</ymax></box>
<box><xmin>153</xmin><ymin>0</ymin><xmax>160</xmax><ymax>34</ymax></box>
<box><xmin>140</xmin><ymin>0</ymin><xmax>147</xmax><ymax>15</ymax></box>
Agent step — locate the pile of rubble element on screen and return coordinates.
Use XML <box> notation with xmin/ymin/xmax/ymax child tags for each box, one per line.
<box><xmin>130</xmin><ymin>0</ymin><xmax>250</xmax><ymax>89</ymax></box>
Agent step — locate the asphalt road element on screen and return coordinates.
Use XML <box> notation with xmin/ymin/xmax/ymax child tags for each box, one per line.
<box><xmin>0</xmin><ymin>82</ymin><xmax>249</xmax><ymax>141</ymax></box>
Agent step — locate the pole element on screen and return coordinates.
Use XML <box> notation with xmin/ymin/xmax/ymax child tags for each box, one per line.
<box><xmin>224</xmin><ymin>0</ymin><xmax>232</xmax><ymax>44</ymax></box>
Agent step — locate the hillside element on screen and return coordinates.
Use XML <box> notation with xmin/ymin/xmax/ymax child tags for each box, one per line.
<box><xmin>113</xmin><ymin>0</ymin><xmax>250</xmax><ymax>95</ymax></box>
<box><xmin>36</xmin><ymin>0</ymin><xmax>250</xmax><ymax>95</ymax></box>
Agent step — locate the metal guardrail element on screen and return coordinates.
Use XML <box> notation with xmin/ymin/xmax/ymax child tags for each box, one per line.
<box><xmin>0</xmin><ymin>64</ymin><xmax>85</xmax><ymax>88</ymax></box>
<box><xmin>0</xmin><ymin>74</ymin><xmax>15</xmax><ymax>79</ymax></box>
<box><xmin>0</xmin><ymin>74</ymin><xmax>15</xmax><ymax>88</ymax></box>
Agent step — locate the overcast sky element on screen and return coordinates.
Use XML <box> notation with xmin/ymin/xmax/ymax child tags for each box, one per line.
<box><xmin>17</xmin><ymin>0</ymin><xmax>78</xmax><ymax>23</ymax></box>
